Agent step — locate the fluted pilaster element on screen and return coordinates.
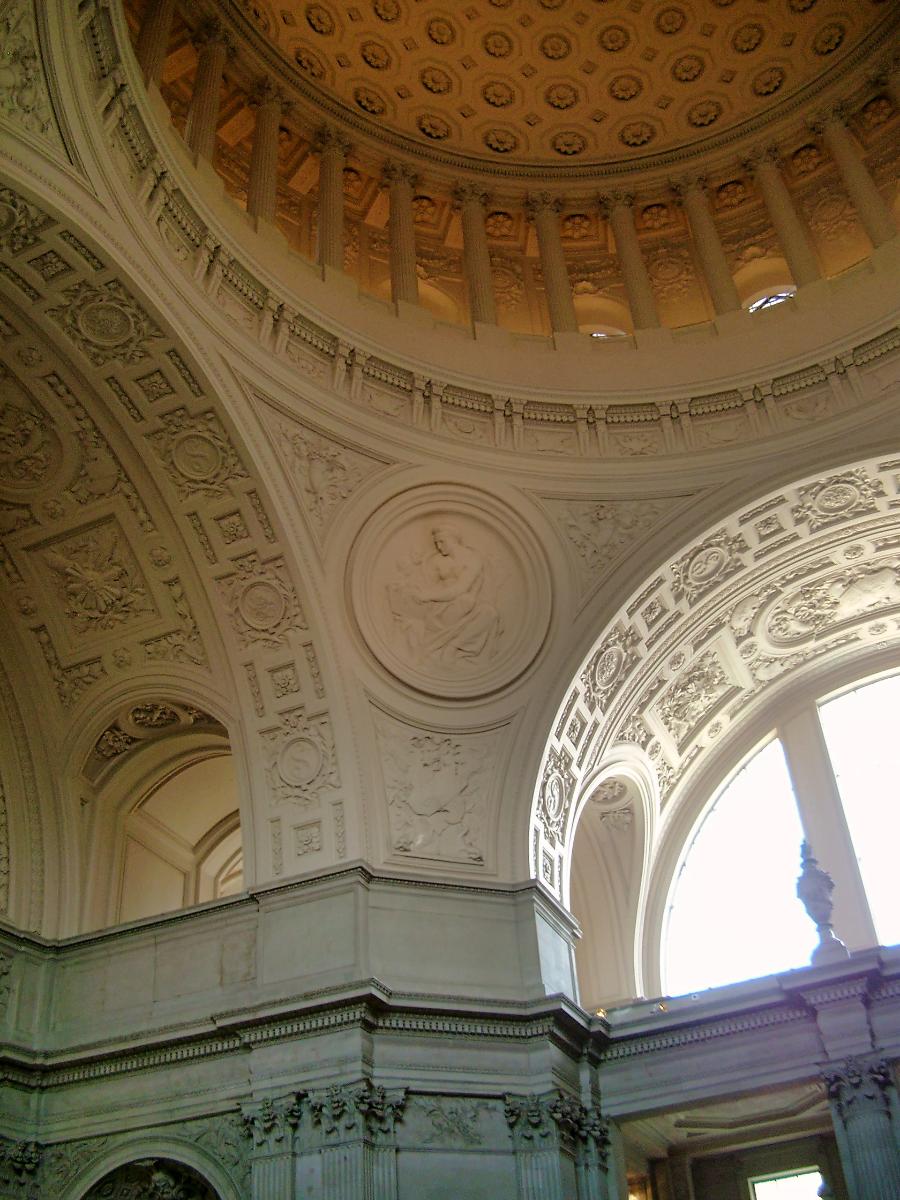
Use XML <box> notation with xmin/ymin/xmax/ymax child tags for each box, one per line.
<box><xmin>135</xmin><ymin>0</ymin><xmax>175</xmax><ymax>87</ymax></box>
<box><xmin>825</xmin><ymin>1057</ymin><xmax>900</xmax><ymax>1200</ymax></box>
<box><xmin>454</xmin><ymin>184</ymin><xmax>497</xmax><ymax>326</ymax></box>
<box><xmin>601</xmin><ymin>193</ymin><xmax>659</xmax><ymax>330</ymax></box>
<box><xmin>185</xmin><ymin>19</ymin><xmax>232</xmax><ymax>162</ymax></box>
<box><xmin>382</xmin><ymin>162</ymin><xmax>420</xmax><ymax>306</ymax></box>
<box><xmin>242</xmin><ymin>1094</ymin><xmax>303</xmax><ymax>1200</ymax></box>
<box><xmin>815</xmin><ymin>109</ymin><xmax>897</xmax><ymax>248</ymax></box>
<box><xmin>314</xmin><ymin>126</ymin><xmax>352</xmax><ymax>270</ymax></box>
<box><xmin>525</xmin><ymin>193</ymin><xmax>578</xmax><ymax>334</ymax></box>
<box><xmin>247</xmin><ymin>79</ymin><xmax>288</xmax><ymax>225</ymax></box>
<box><xmin>673</xmin><ymin>176</ymin><xmax>740</xmax><ymax>315</ymax></box>
<box><xmin>745</xmin><ymin>147</ymin><xmax>821</xmax><ymax>287</ymax></box>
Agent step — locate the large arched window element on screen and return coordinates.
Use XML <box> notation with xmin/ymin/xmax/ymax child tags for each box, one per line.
<box><xmin>662</xmin><ymin>669</ymin><xmax>900</xmax><ymax>996</ymax></box>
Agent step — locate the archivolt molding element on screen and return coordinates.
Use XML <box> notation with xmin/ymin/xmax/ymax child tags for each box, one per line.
<box><xmin>55</xmin><ymin>2</ymin><xmax>900</xmax><ymax>465</ymax></box>
<box><xmin>533</xmin><ymin>455</ymin><xmax>900</xmax><ymax>904</ymax></box>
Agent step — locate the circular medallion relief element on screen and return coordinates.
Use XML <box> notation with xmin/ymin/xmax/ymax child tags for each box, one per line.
<box><xmin>279</xmin><ymin>736</ymin><xmax>323</xmax><ymax>786</ymax></box>
<box><xmin>349</xmin><ymin>486</ymin><xmax>552</xmax><ymax>699</ymax></box>
<box><xmin>77</xmin><ymin>301</ymin><xmax>134</xmax><ymax>346</ymax></box>
<box><xmin>238</xmin><ymin>579</ymin><xmax>287</xmax><ymax>630</ymax></box>
<box><xmin>172</xmin><ymin>432</ymin><xmax>223</xmax><ymax>480</ymax></box>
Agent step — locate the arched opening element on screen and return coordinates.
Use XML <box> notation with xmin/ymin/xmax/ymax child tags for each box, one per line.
<box><xmin>80</xmin><ymin>1158</ymin><xmax>220</xmax><ymax>1199</ymax></box>
<box><xmin>118</xmin><ymin>754</ymin><xmax>243</xmax><ymax>924</ymax></box>
<box><xmin>535</xmin><ymin>455</ymin><xmax>900</xmax><ymax>1005</ymax></box>
<box><xmin>81</xmin><ymin>700</ymin><xmax>244</xmax><ymax>929</ymax></box>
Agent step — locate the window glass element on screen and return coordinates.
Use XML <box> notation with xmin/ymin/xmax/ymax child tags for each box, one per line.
<box><xmin>664</xmin><ymin>738</ymin><xmax>815</xmax><ymax>995</ymax></box>
<box><xmin>818</xmin><ymin>673</ymin><xmax>900</xmax><ymax>947</ymax></box>
<box><xmin>751</xmin><ymin>1169</ymin><xmax>823</xmax><ymax>1199</ymax></box>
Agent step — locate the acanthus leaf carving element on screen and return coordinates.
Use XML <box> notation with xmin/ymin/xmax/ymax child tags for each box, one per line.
<box><xmin>241</xmin><ymin>1095</ymin><xmax>304</xmax><ymax>1154</ymax></box>
<box><xmin>48</xmin><ymin>280</ymin><xmax>164</xmax><ymax>368</ymax></box>
<box><xmin>309</xmin><ymin>1080</ymin><xmax>407</xmax><ymax>1142</ymax></box>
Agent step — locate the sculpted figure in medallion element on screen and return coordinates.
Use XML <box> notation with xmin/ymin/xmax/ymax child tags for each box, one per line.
<box><xmin>386</xmin><ymin>523</ymin><xmax>502</xmax><ymax>668</ymax></box>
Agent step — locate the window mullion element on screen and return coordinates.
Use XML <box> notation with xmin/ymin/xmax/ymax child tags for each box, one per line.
<box><xmin>778</xmin><ymin>705</ymin><xmax>877</xmax><ymax>952</ymax></box>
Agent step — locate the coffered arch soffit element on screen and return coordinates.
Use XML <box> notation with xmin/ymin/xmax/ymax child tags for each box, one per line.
<box><xmin>0</xmin><ymin>180</ymin><xmax>363</xmax><ymax>909</ymax></box>
<box><xmin>532</xmin><ymin>452</ymin><xmax>900</xmax><ymax>906</ymax></box>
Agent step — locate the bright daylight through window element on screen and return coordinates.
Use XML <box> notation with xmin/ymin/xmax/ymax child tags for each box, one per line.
<box><xmin>664</xmin><ymin>671</ymin><xmax>900</xmax><ymax>996</ymax></box>
<box><xmin>751</xmin><ymin>1169</ymin><xmax>825</xmax><ymax>1200</ymax></box>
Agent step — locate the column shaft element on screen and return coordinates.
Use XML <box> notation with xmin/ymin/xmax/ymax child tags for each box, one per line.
<box><xmin>185</xmin><ymin>28</ymin><xmax>229</xmax><ymax>162</ymax></box>
<box><xmin>384</xmin><ymin>164</ymin><xmax>419</xmax><ymax>305</ymax></box>
<box><xmin>680</xmin><ymin>183</ymin><xmax>740</xmax><ymax>314</ymax></box>
<box><xmin>821</xmin><ymin>116</ymin><xmax>896</xmax><ymax>248</ymax></box>
<box><xmin>752</xmin><ymin>156</ymin><xmax>821</xmax><ymax>286</ymax></box>
<box><xmin>606</xmin><ymin>199</ymin><xmax>659</xmax><ymax>330</ymax></box>
<box><xmin>315</xmin><ymin>131</ymin><xmax>350</xmax><ymax>270</ymax></box>
<box><xmin>527</xmin><ymin>196</ymin><xmax>577</xmax><ymax>333</ymax></box>
<box><xmin>134</xmin><ymin>0</ymin><xmax>175</xmax><ymax>87</ymax></box>
<box><xmin>456</xmin><ymin>187</ymin><xmax>497</xmax><ymax>326</ymax></box>
<box><xmin>826</xmin><ymin>1059</ymin><xmax>900</xmax><ymax>1200</ymax></box>
<box><xmin>247</xmin><ymin>86</ymin><xmax>283</xmax><ymax>225</ymax></box>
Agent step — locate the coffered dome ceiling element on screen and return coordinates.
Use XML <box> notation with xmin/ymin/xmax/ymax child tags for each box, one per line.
<box><xmin>232</xmin><ymin>0</ymin><xmax>889</xmax><ymax>170</ymax></box>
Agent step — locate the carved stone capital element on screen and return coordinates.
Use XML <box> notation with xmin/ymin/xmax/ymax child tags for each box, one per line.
<box><xmin>241</xmin><ymin>1095</ymin><xmax>304</xmax><ymax>1153</ymax></box>
<box><xmin>669</xmin><ymin>174</ymin><xmax>707</xmax><ymax>203</ymax></box>
<box><xmin>824</xmin><ymin>1057</ymin><xmax>894</xmax><ymax>1124</ymax></box>
<box><xmin>191</xmin><ymin>16</ymin><xmax>234</xmax><ymax>54</ymax></box>
<box><xmin>505</xmin><ymin>1091</ymin><xmax>606</xmax><ymax>1156</ymax></box>
<box><xmin>807</xmin><ymin>101</ymin><xmax>849</xmax><ymax>137</ymax></box>
<box><xmin>452</xmin><ymin>183</ymin><xmax>491</xmax><ymax>210</ymax></box>
<box><xmin>312</xmin><ymin>123</ymin><xmax>352</xmax><ymax>157</ymax></box>
<box><xmin>524</xmin><ymin>191</ymin><xmax>563</xmax><ymax>221</ymax></box>
<box><xmin>309</xmin><ymin>1080</ymin><xmax>408</xmax><ymax>1142</ymax></box>
<box><xmin>598</xmin><ymin>191</ymin><xmax>635</xmax><ymax>217</ymax></box>
<box><xmin>381</xmin><ymin>160</ymin><xmax>419</xmax><ymax>190</ymax></box>
<box><xmin>250</xmin><ymin>76</ymin><xmax>290</xmax><ymax>114</ymax></box>
<box><xmin>0</xmin><ymin>1138</ymin><xmax>41</xmax><ymax>1190</ymax></box>
<box><xmin>742</xmin><ymin>144</ymin><xmax>782</xmax><ymax>175</ymax></box>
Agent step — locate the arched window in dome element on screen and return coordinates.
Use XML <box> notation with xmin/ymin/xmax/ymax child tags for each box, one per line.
<box><xmin>663</xmin><ymin>736</ymin><xmax>814</xmax><ymax>997</ymax></box>
<box><xmin>662</xmin><ymin>668</ymin><xmax>900</xmax><ymax>998</ymax></box>
<box><xmin>746</xmin><ymin>288</ymin><xmax>797</xmax><ymax>313</ymax></box>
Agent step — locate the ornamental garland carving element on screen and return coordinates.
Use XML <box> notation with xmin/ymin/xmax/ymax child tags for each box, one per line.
<box><xmin>538</xmin><ymin>745</ymin><xmax>575</xmax><ymax>846</ymax></box>
<box><xmin>275</xmin><ymin>419</ymin><xmax>385</xmax><ymax>536</ymax></box>
<box><xmin>0</xmin><ymin>188</ymin><xmax>54</xmax><ymax>256</ymax></box>
<box><xmin>376</xmin><ymin>712</ymin><xmax>501</xmax><ymax>864</ymax></box>
<box><xmin>0</xmin><ymin>368</ymin><xmax>62</xmax><ymax>490</ymax></box>
<box><xmin>47</xmin><ymin>280</ymin><xmax>164</xmax><ymax>368</ymax></box>
<box><xmin>0</xmin><ymin>0</ymin><xmax>63</xmax><ymax>146</ymax></box>
<box><xmin>791</xmin><ymin>469</ymin><xmax>884</xmax><ymax>533</ymax></box>
<box><xmin>670</xmin><ymin>529</ymin><xmax>750</xmax><ymax>605</ymax></box>
<box><xmin>546</xmin><ymin>497</ymin><xmax>674</xmax><ymax>596</ymax></box>
<box><xmin>262</xmin><ymin>705</ymin><xmax>339</xmax><ymax>808</ymax></box>
<box><xmin>654</xmin><ymin>647</ymin><xmax>739</xmax><ymax>749</ymax></box>
<box><xmin>217</xmin><ymin>553</ymin><xmax>306</xmax><ymax>648</ymax></box>
<box><xmin>147</xmin><ymin>408</ymin><xmax>249</xmax><ymax>500</ymax></box>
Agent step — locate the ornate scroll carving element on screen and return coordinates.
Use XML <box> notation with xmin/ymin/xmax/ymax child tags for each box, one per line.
<box><xmin>48</xmin><ymin>280</ymin><xmax>164</xmax><ymax>367</ymax></box>
<box><xmin>0</xmin><ymin>0</ymin><xmax>63</xmax><ymax>146</ymax></box>
<box><xmin>262</xmin><ymin>705</ymin><xmax>339</xmax><ymax>808</ymax></box>
<box><xmin>217</xmin><ymin>553</ymin><xmax>305</xmax><ymax>648</ymax></box>
<box><xmin>376</xmin><ymin>712</ymin><xmax>501</xmax><ymax>863</ymax></box>
<box><xmin>148</xmin><ymin>408</ymin><xmax>248</xmax><ymax>499</ymax></box>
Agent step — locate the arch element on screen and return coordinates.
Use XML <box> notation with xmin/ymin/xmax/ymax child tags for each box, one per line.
<box><xmin>60</xmin><ymin>1137</ymin><xmax>242</xmax><ymax>1200</ymax></box>
<box><xmin>531</xmin><ymin>453</ymin><xmax>900</xmax><ymax>996</ymax></box>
